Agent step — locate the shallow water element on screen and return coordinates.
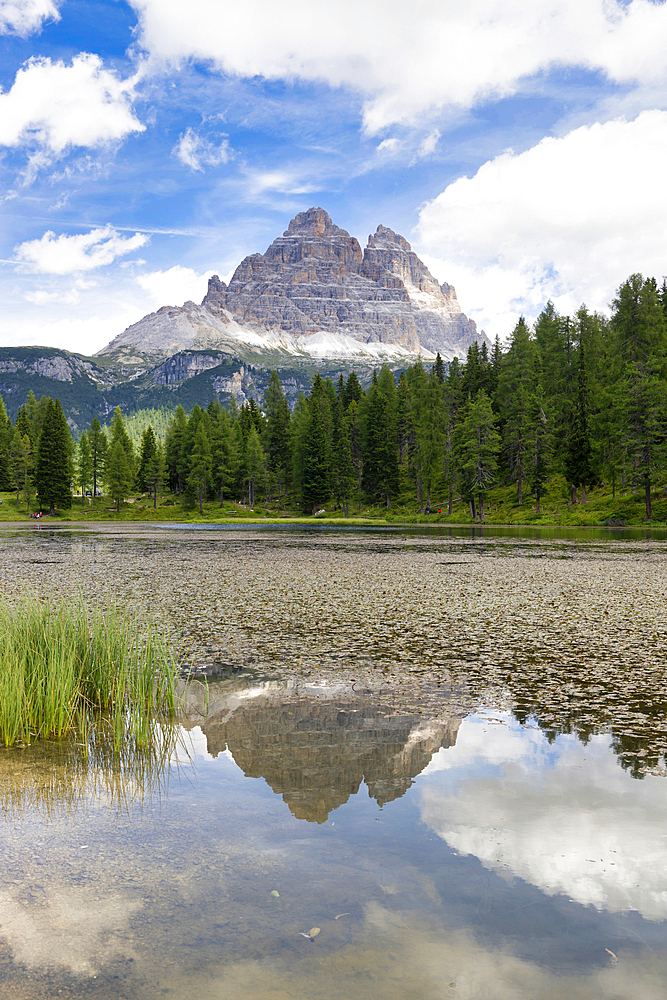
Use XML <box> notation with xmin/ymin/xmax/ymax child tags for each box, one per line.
<box><xmin>1</xmin><ymin>525</ymin><xmax>667</xmax><ymax>998</ymax></box>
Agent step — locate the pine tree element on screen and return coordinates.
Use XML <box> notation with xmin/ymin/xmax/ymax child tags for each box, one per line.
<box><xmin>145</xmin><ymin>442</ymin><xmax>166</xmax><ymax>510</ymax></box>
<box><xmin>88</xmin><ymin>417</ymin><xmax>108</xmax><ymax>498</ymax></box>
<box><xmin>109</xmin><ymin>407</ymin><xmax>136</xmax><ymax>480</ymax></box>
<box><xmin>165</xmin><ymin>406</ymin><xmax>188</xmax><ymax>493</ymax></box>
<box><xmin>105</xmin><ymin>440</ymin><xmax>133</xmax><ymax>512</ymax></box>
<box><xmin>10</xmin><ymin>428</ymin><xmax>30</xmax><ymax>510</ymax></box>
<box><xmin>332</xmin><ymin>398</ymin><xmax>355</xmax><ymax>517</ymax></box>
<box><xmin>35</xmin><ymin>398</ymin><xmax>73</xmax><ymax>515</ymax></box>
<box><xmin>457</xmin><ymin>390</ymin><xmax>500</xmax><ymax>521</ymax></box>
<box><xmin>136</xmin><ymin>426</ymin><xmax>159</xmax><ymax>494</ymax></box>
<box><xmin>301</xmin><ymin>375</ymin><xmax>330</xmax><ymax>514</ymax></box>
<box><xmin>565</xmin><ymin>335</ymin><xmax>595</xmax><ymax>502</ymax></box>
<box><xmin>498</xmin><ymin>317</ymin><xmax>537</xmax><ymax>503</ymax></box>
<box><xmin>245</xmin><ymin>424</ymin><xmax>265</xmax><ymax>507</ymax></box>
<box><xmin>525</xmin><ymin>378</ymin><xmax>552</xmax><ymax>513</ymax></box>
<box><xmin>210</xmin><ymin>406</ymin><xmax>239</xmax><ymax>507</ymax></box>
<box><xmin>187</xmin><ymin>421</ymin><xmax>212</xmax><ymax>513</ymax></box>
<box><xmin>77</xmin><ymin>431</ymin><xmax>93</xmax><ymax>505</ymax></box>
<box><xmin>264</xmin><ymin>370</ymin><xmax>291</xmax><ymax>499</ymax></box>
<box><xmin>0</xmin><ymin>394</ymin><xmax>12</xmax><ymax>490</ymax></box>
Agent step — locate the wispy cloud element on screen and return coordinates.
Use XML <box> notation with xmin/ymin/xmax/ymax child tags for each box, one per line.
<box><xmin>172</xmin><ymin>127</ymin><xmax>232</xmax><ymax>171</ymax></box>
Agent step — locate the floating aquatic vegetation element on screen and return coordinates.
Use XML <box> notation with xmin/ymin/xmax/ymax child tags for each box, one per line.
<box><xmin>1</xmin><ymin>525</ymin><xmax>666</xmax><ymax>771</ymax></box>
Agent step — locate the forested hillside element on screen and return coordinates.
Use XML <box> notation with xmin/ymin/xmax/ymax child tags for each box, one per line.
<box><xmin>1</xmin><ymin>273</ymin><xmax>666</xmax><ymax>522</ymax></box>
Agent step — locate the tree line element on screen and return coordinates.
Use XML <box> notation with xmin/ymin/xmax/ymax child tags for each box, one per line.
<box><xmin>0</xmin><ymin>272</ymin><xmax>665</xmax><ymax>519</ymax></box>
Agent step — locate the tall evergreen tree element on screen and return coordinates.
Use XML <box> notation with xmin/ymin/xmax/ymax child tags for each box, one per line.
<box><xmin>498</xmin><ymin>317</ymin><xmax>538</xmax><ymax>503</ymax></box>
<box><xmin>35</xmin><ymin>398</ymin><xmax>73</xmax><ymax>515</ymax></box>
<box><xmin>88</xmin><ymin>417</ymin><xmax>108</xmax><ymax>498</ymax></box>
<box><xmin>0</xmin><ymin>394</ymin><xmax>13</xmax><ymax>491</ymax></box>
<box><xmin>564</xmin><ymin>333</ymin><xmax>596</xmax><ymax>501</ymax></box>
<box><xmin>136</xmin><ymin>426</ymin><xmax>159</xmax><ymax>494</ymax></box>
<box><xmin>245</xmin><ymin>424</ymin><xmax>265</xmax><ymax>507</ymax></box>
<box><xmin>187</xmin><ymin>421</ymin><xmax>212</xmax><ymax>513</ymax></box>
<box><xmin>105</xmin><ymin>440</ymin><xmax>133</xmax><ymax>512</ymax></box>
<box><xmin>77</xmin><ymin>431</ymin><xmax>93</xmax><ymax>505</ymax></box>
<box><xmin>10</xmin><ymin>428</ymin><xmax>30</xmax><ymax>510</ymax></box>
<box><xmin>263</xmin><ymin>369</ymin><xmax>291</xmax><ymax>498</ymax></box>
<box><xmin>301</xmin><ymin>375</ymin><xmax>330</xmax><ymax>514</ymax></box>
<box><xmin>456</xmin><ymin>390</ymin><xmax>500</xmax><ymax>521</ymax></box>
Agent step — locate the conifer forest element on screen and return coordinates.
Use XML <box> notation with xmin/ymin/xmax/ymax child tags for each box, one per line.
<box><xmin>1</xmin><ymin>274</ymin><xmax>667</xmax><ymax>522</ymax></box>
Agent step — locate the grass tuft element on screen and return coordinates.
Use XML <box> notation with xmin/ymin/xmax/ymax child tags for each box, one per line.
<box><xmin>0</xmin><ymin>596</ymin><xmax>180</xmax><ymax>750</ymax></box>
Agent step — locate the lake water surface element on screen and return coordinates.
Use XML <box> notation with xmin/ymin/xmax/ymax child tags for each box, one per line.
<box><xmin>1</xmin><ymin>525</ymin><xmax>666</xmax><ymax>999</ymax></box>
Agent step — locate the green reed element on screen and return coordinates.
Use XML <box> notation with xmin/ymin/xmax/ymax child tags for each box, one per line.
<box><xmin>0</xmin><ymin>596</ymin><xmax>181</xmax><ymax>750</ymax></box>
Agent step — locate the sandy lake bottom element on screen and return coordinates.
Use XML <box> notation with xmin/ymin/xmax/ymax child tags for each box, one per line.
<box><xmin>1</xmin><ymin>523</ymin><xmax>667</xmax><ymax>999</ymax></box>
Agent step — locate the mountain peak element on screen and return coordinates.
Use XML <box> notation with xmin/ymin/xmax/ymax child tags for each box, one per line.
<box><xmin>367</xmin><ymin>224</ymin><xmax>412</xmax><ymax>253</ymax></box>
<box><xmin>283</xmin><ymin>207</ymin><xmax>348</xmax><ymax>239</ymax></box>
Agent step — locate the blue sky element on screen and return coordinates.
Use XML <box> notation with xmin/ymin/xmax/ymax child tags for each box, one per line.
<box><xmin>2</xmin><ymin>0</ymin><xmax>667</xmax><ymax>354</ymax></box>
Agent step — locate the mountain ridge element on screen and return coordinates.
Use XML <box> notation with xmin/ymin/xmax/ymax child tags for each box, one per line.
<box><xmin>100</xmin><ymin>208</ymin><xmax>487</xmax><ymax>363</ymax></box>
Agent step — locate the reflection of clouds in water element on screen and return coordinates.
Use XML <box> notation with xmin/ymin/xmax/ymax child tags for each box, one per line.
<box><xmin>0</xmin><ymin>889</ymin><xmax>141</xmax><ymax>974</ymax></box>
<box><xmin>420</xmin><ymin>713</ymin><xmax>667</xmax><ymax>920</ymax></box>
<box><xmin>151</xmin><ymin>901</ymin><xmax>667</xmax><ymax>1000</ymax></box>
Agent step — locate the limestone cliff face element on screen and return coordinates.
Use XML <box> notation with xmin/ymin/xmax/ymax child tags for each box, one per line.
<box><xmin>101</xmin><ymin>207</ymin><xmax>487</xmax><ymax>363</ymax></box>
<box><xmin>363</xmin><ymin>225</ymin><xmax>482</xmax><ymax>356</ymax></box>
<box><xmin>202</xmin><ymin>207</ymin><xmax>420</xmax><ymax>351</ymax></box>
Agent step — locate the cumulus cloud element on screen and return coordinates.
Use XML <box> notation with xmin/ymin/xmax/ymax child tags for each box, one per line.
<box><xmin>172</xmin><ymin>127</ymin><xmax>231</xmax><ymax>171</ymax></box>
<box><xmin>129</xmin><ymin>0</ymin><xmax>667</xmax><ymax>131</ymax></box>
<box><xmin>0</xmin><ymin>0</ymin><xmax>60</xmax><ymax>36</ymax></box>
<box><xmin>420</xmin><ymin>713</ymin><xmax>667</xmax><ymax>921</ymax></box>
<box><xmin>416</xmin><ymin>110</ymin><xmax>667</xmax><ymax>337</ymax></box>
<box><xmin>137</xmin><ymin>265</ymin><xmax>213</xmax><ymax>309</ymax></box>
<box><xmin>0</xmin><ymin>54</ymin><xmax>144</xmax><ymax>154</ymax></box>
<box><xmin>14</xmin><ymin>225</ymin><xmax>149</xmax><ymax>274</ymax></box>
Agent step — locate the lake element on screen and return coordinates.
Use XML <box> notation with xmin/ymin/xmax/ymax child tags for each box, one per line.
<box><xmin>1</xmin><ymin>524</ymin><xmax>666</xmax><ymax>999</ymax></box>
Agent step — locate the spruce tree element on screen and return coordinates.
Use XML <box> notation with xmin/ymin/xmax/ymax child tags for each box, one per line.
<box><xmin>35</xmin><ymin>398</ymin><xmax>73</xmax><ymax>515</ymax></box>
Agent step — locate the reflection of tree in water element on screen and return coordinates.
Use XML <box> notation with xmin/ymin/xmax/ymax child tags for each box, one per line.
<box><xmin>0</xmin><ymin>717</ymin><xmax>187</xmax><ymax>822</ymax></box>
<box><xmin>452</xmin><ymin>655</ymin><xmax>667</xmax><ymax>779</ymax></box>
<box><xmin>186</xmin><ymin>680</ymin><xmax>465</xmax><ymax>823</ymax></box>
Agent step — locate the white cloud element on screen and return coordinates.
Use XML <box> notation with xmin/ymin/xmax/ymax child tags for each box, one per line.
<box><xmin>14</xmin><ymin>226</ymin><xmax>149</xmax><ymax>274</ymax></box>
<box><xmin>376</xmin><ymin>137</ymin><xmax>401</xmax><ymax>155</ymax></box>
<box><xmin>173</xmin><ymin>127</ymin><xmax>231</xmax><ymax>171</ymax></box>
<box><xmin>417</xmin><ymin>128</ymin><xmax>440</xmax><ymax>158</ymax></box>
<box><xmin>0</xmin><ymin>54</ymin><xmax>144</xmax><ymax>154</ymax></box>
<box><xmin>416</xmin><ymin>110</ymin><xmax>667</xmax><ymax>338</ymax></box>
<box><xmin>420</xmin><ymin>713</ymin><xmax>667</xmax><ymax>921</ymax></box>
<box><xmin>0</xmin><ymin>0</ymin><xmax>60</xmax><ymax>36</ymax></box>
<box><xmin>130</xmin><ymin>0</ymin><xmax>667</xmax><ymax>132</ymax></box>
<box><xmin>137</xmin><ymin>265</ymin><xmax>213</xmax><ymax>309</ymax></box>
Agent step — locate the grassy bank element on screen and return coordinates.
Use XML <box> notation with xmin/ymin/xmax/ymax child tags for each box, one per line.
<box><xmin>1</xmin><ymin>473</ymin><xmax>667</xmax><ymax>527</ymax></box>
<box><xmin>0</xmin><ymin>596</ymin><xmax>179</xmax><ymax>749</ymax></box>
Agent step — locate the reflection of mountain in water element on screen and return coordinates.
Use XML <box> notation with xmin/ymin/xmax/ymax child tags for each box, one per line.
<box><xmin>184</xmin><ymin>680</ymin><xmax>464</xmax><ymax>823</ymax></box>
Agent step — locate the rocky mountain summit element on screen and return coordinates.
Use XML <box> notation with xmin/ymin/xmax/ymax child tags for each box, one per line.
<box><xmin>101</xmin><ymin>208</ymin><xmax>487</xmax><ymax>362</ymax></box>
